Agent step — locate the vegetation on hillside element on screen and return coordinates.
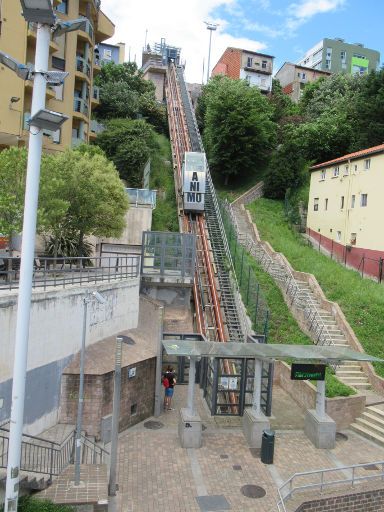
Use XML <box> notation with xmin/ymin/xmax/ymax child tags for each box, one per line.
<box><xmin>0</xmin><ymin>496</ymin><xmax>74</xmax><ymax>512</ymax></box>
<box><xmin>0</xmin><ymin>146</ymin><xmax>128</xmax><ymax>257</ymax></box>
<box><xmin>198</xmin><ymin>70</ymin><xmax>384</xmax><ymax>200</ymax></box>
<box><xmin>248</xmin><ymin>198</ymin><xmax>384</xmax><ymax>376</ymax></box>
<box><xmin>150</xmin><ymin>134</ymin><xmax>179</xmax><ymax>231</ymax></box>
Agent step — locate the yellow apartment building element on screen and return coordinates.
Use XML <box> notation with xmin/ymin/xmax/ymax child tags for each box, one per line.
<box><xmin>0</xmin><ymin>0</ymin><xmax>114</xmax><ymax>153</ymax></box>
<box><xmin>307</xmin><ymin>144</ymin><xmax>384</xmax><ymax>278</ymax></box>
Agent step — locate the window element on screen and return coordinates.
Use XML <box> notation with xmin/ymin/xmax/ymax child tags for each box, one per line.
<box><xmin>350</xmin><ymin>233</ymin><xmax>357</xmax><ymax>245</ymax></box>
<box><xmin>351</xmin><ymin>195</ymin><xmax>355</xmax><ymax>208</ymax></box>
<box><xmin>302</xmin><ymin>72</ymin><xmax>306</xmax><ymax>80</ymax></box>
<box><xmin>340</xmin><ymin>50</ymin><xmax>346</xmax><ymax>62</ymax></box>
<box><xmin>325</xmin><ymin>198</ymin><xmax>328</xmax><ymax>210</ymax></box>
<box><xmin>364</xmin><ymin>158</ymin><xmax>371</xmax><ymax>170</ymax></box>
<box><xmin>314</xmin><ymin>198</ymin><xmax>319</xmax><ymax>211</ymax></box>
<box><xmin>297</xmin><ymin>72</ymin><xmax>301</xmax><ymax>77</ymax></box>
<box><xmin>247</xmin><ymin>57</ymin><xmax>253</xmax><ymax>67</ymax></box>
<box><xmin>262</xmin><ymin>60</ymin><xmax>267</xmax><ymax>69</ymax></box>
<box><xmin>361</xmin><ymin>193</ymin><xmax>368</xmax><ymax>207</ymax></box>
<box><xmin>344</xmin><ymin>165</ymin><xmax>349</xmax><ymax>175</ymax></box>
<box><xmin>337</xmin><ymin>231</ymin><xmax>341</xmax><ymax>241</ymax></box>
<box><xmin>55</xmin><ymin>0</ymin><xmax>68</xmax><ymax>13</ymax></box>
<box><xmin>52</xmin><ymin>57</ymin><xmax>65</xmax><ymax>71</ymax></box>
<box><xmin>333</xmin><ymin>166</ymin><xmax>339</xmax><ymax>177</ymax></box>
<box><xmin>326</xmin><ymin>47</ymin><xmax>333</xmax><ymax>57</ymax></box>
<box><xmin>340</xmin><ymin>196</ymin><xmax>344</xmax><ymax>209</ymax></box>
<box><xmin>354</xmin><ymin>164</ymin><xmax>358</xmax><ymax>172</ymax></box>
<box><xmin>321</xmin><ymin>169</ymin><xmax>326</xmax><ymax>180</ymax></box>
<box><xmin>103</xmin><ymin>49</ymin><xmax>112</xmax><ymax>60</ymax></box>
<box><xmin>325</xmin><ymin>60</ymin><xmax>331</xmax><ymax>70</ymax></box>
<box><xmin>245</xmin><ymin>75</ymin><xmax>251</xmax><ymax>83</ymax></box>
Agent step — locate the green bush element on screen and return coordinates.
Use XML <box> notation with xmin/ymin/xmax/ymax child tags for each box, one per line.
<box><xmin>0</xmin><ymin>496</ymin><xmax>74</xmax><ymax>512</ymax></box>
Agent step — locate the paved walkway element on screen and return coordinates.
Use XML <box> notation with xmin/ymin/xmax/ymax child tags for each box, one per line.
<box><xmin>108</xmin><ymin>384</ymin><xmax>384</xmax><ymax>512</ymax></box>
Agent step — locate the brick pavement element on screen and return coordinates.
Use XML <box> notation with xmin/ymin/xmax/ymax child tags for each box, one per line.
<box><xmin>111</xmin><ymin>384</ymin><xmax>384</xmax><ymax>512</ymax></box>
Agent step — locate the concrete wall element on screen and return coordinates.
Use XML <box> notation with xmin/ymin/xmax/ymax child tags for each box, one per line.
<box><xmin>0</xmin><ymin>279</ymin><xmax>140</xmax><ymax>434</ymax></box>
<box><xmin>99</xmin><ymin>206</ymin><xmax>153</xmax><ymax>247</ymax></box>
<box><xmin>307</xmin><ymin>152</ymin><xmax>384</xmax><ymax>251</ymax></box>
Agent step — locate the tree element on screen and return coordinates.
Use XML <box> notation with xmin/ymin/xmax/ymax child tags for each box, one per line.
<box><xmin>269</xmin><ymin>79</ymin><xmax>299</xmax><ymax>123</ymax></box>
<box><xmin>93</xmin><ymin>119</ymin><xmax>157</xmax><ymax>187</ymax></box>
<box><xmin>0</xmin><ymin>148</ymin><xmax>68</xmax><ymax>257</ymax></box>
<box><xmin>50</xmin><ymin>146</ymin><xmax>129</xmax><ymax>256</ymax></box>
<box><xmin>203</xmin><ymin>77</ymin><xmax>276</xmax><ymax>185</ymax></box>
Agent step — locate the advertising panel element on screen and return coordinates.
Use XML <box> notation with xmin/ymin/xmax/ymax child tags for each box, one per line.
<box><xmin>183</xmin><ymin>152</ymin><xmax>206</xmax><ymax>212</ymax></box>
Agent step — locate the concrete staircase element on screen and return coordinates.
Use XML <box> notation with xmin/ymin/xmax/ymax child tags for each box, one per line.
<box><xmin>351</xmin><ymin>405</ymin><xmax>384</xmax><ymax>446</ymax></box>
<box><xmin>230</xmin><ymin>200</ymin><xmax>371</xmax><ymax>392</ymax></box>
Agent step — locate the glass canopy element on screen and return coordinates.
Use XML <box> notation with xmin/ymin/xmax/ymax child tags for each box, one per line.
<box><xmin>162</xmin><ymin>340</ymin><xmax>383</xmax><ymax>363</ymax></box>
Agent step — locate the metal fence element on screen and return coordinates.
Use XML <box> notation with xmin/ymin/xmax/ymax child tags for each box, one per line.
<box><xmin>220</xmin><ymin>203</ymin><xmax>270</xmax><ymax>337</ymax></box>
<box><xmin>141</xmin><ymin>231</ymin><xmax>196</xmax><ymax>281</ymax></box>
<box><xmin>0</xmin><ymin>255</ymin><xmax>140</xmax><ymax>291</ymax></box>
<box><xmin>277</xmin><ymin>460</ymin><xmax>384</xmax><ymax>511</ymax></box>
<box><xmin>0</xmin><ymin>427</ymin><xmax>108</xmax><ymax>481</ymax></box>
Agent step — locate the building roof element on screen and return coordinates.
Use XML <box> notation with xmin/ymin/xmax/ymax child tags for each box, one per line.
<box><xmin>226</xmin><ymin>47</ymin><xmax>275</xmax><ymax>59</ymax></box>
<box><xmin>275</xmin><ymin>61</ymin><xmax>332</xmax><ymax>76</ymax></box>
<box><xmin>310</xmin><ymin>144</ymin><xmax>384</xmax><ymax>170</ymax></box>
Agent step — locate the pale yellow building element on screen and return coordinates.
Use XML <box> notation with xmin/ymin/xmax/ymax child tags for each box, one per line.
<box><xmin>0</xmin><ymin>0</ymin><xmax>114</xmax><ymax>153</ymax></box>
<box><xmin>307</xmin><ymin>144</ymin><xmax>384</xmax><ymax>277</ymax></box>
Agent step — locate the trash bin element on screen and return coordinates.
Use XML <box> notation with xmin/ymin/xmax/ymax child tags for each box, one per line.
<box><xmin>261</xmin><ymin>429</ymin><xmax>275</xmax><ymax>464</ymax></box>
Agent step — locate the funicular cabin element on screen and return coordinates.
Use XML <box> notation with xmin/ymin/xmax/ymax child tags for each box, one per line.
<box><xmin>182</xmin><ymin>152</ymin><xmax>207</xmax><ymax>212</ymax></box>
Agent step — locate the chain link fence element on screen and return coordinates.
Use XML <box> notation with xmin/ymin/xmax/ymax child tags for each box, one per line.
<box><xmin>220</xmin><ymin>203</ymin><xmax>270</xmax><ymax>338</ymax></box>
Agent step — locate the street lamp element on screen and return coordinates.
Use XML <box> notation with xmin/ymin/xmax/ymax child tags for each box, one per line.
<box><xmin>53</xmin><ymin>18</ymin><xmax>88</xmax><ymax>37</ymax></box>
<box><xmin>204</xmin><ymin>21</ymin><xmax>219</xmax><ymax>84</ymax></box>
<box><xmin>20</xmin><ymin>0</ymin><xmax>56</xmax><ymax>24</ymax></box>
<box><xmin>4</xmin><ymin>2</ymin><xmax>93</xmax><ymax>509</ymax></box>
<box><xmin>74</xmin><ymin>290</ymin><xmax>107</xmax><ymax>486</ymax></box>
<box><xmin>109</xmin><ymin>334</ymin><xmax>135</xmax><ymax>497</ymax></box>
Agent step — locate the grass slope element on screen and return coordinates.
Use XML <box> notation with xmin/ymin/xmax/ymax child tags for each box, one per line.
<box><xmin>150</xmin><ymin>134</ymin><xmax>178</xmax><ymax>232</ymax></box>
<box><xmin>248</xmin><ymin>198</ymin><xmax>384</xmax><ymax>377</ymax></box>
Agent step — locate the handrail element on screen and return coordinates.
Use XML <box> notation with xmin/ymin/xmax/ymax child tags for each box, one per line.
<box><xmin>276</xmin><ymin>460</ymin><xmax>384</xmax><ymax>511</ymax></box>
<box><xmin>227</xmin><ymin>202</ymin><xmax>338</xmax><ymax>350</ymax></box>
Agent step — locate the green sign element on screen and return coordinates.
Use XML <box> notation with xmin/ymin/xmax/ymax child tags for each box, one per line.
<box><xmin>351</xmin><ymin>56</ymin><xmax>369</xmax><ymax>75</ymax></box>
<box><xmin>291</xmin><ymin>363</ymin><xmax>326</xmax><ymax>381</ymax></box>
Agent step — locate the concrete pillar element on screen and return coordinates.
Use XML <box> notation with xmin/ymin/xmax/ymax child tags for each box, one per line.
<box><xmin>305</xmin><ymin>379</ymin><xmax>336</xmax><ymax>449</ymax></box>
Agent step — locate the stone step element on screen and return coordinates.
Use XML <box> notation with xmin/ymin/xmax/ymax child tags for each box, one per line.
<box><xmin>361</xmin><ymin>411</ymin><xmax>384</xmax><ymax>429</ymax></box>
<box><xmin>336</xmin><ymin>370</ymin><xmax>366</xmax><ymax>376</ymax></box>
<box><xmin>343</xmin><ymin>382</ymin><xmax>371</xmax><ymax>389</ymax></box>
<box><xmin>355</xmin><ymin>418</ymin><xmax>384</xmax><ymax>436</ymax></box>
<box><xmin>350</xmin><ymin>423</ymin><xmax>384</xmax><ymax>447</ymax></box>
<box><xmin>337</xmin><ymin>376</ymin><xmax>369</xmax><ymax>383</ymax></box>
<box><xmin>366</xmin><ymin>406</ymin><xmax>384</xmax><ymax>419</ymax></box>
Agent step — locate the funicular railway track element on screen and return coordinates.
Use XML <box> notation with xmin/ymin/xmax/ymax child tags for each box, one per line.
<box><xmin>166</xmin><ymin>63</ymin><xmax>245</xmax><ymax>413</ymax></box>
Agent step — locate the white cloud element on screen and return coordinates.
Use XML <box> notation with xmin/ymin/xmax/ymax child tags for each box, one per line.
<box><xmin>291</xmin><ymin>0</ymin><xmax>346</xmax><ymax>19</ymax></box>
<box><xmin>100</xmin><ymin>0</ymin><xmax>267</xmax><ymax>83</ymax></box>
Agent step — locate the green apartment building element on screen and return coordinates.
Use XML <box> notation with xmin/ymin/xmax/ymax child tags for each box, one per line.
<box><xmin>297</xmin><ymin>38</ymin><xmax>380</xmax><ymax>75</ymax></box>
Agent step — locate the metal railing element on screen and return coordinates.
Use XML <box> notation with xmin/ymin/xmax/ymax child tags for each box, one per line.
<box><xmin>126</xmin><ymin>188</ymin><xmax>157</xmax><ymax>208</ymax></box>
<box><xmin>277</xmin><ymin>460</ymin><xmax>384</xmax><ymax>512</ymax></box>
<box><xmin>0</xmin><ymin>255</ymin><xmax>140</xmax><ymax>291</ymax></box>
<box><xmin>92</xmin><ymin>85</ymin><xmax>100</xmax><ymax>101</ymax></box>
<box><xmin>226</xmin><ymin>202</ymin><xmax>338</xmax><ymax>349</ymax></box>
<box><xmin>73</xmin><ymin>97</ymin><xmax>89</xmax><ymax>117</ymax></box>
<box><xmin>0</xmin><ymin>427</ymin><xmax>109</xmax><ymax>481</ymax></box>
<box><xmin>76</xmin><ymin>56</ymin><xmax>91</xmax><ymax>77</ymax></box>
<box><xmin>90</xmin><ymin>119</ymin><xmax>105</xmax><ymax>134</ymax></box>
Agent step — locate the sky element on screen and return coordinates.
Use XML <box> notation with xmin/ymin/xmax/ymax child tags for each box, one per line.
<box><xmin>101</xmin><ymin>0</ymin><xmax>384</xmax><ymax>84</ymax></box>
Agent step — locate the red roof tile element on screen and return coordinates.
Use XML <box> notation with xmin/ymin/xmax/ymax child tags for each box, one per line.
<box><xmin>310</xmin><ymin>144</ymin><xmax>384</xmax><ymax>170</ymax></box>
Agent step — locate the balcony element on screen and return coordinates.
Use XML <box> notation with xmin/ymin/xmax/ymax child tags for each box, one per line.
<box><xmin>89</xmin><ymin>119</ymin><xmax>105</xmax><ymax>139</ymax></box>
<box><xmin>73</xmin><ymin>97</ymin><xmax>89</xmax><ymax>119</ymax></box>
<box><xmin>77</xmin><ymin>18</ymin><xmax>94</xmax><ymax>43</ymax></box>
<box><xmin>76</xmin><ymin>56</ymin><xmax>91</xmax><ymax>80</ymax></box>
<box><xmin>91</xmin><ymin>85</ymin><xmax>100</xmax><ymax>104</ymax></box>
<box><xmin>95</xmin><ymin>10</ymin><xmax>115</xmax><ymax>43</ymax></box>
<box><xmin>244</xmin><ymin>63</ymin><xmax>273</xmax><ymax>75</ymax></box>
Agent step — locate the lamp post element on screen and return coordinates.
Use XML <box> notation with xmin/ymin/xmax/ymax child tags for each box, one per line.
<box><xmin>74</xmin><ymin>290</ymin><xmax>107</xmax><ymax>486</ymax></box>
<box><xmin>204</xmin><ymin>21</ymin><xmax>218</xmax><ymax>84</ymax></box>
<box><xmin>4</xmin><ymin>3</ymin><xmax>68</xmax><ymax>510</ymax></box>
<box><xmin>109</xmin><ymin>334</ymin><xmax>135</xmax><ymax>497</ymax></box>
